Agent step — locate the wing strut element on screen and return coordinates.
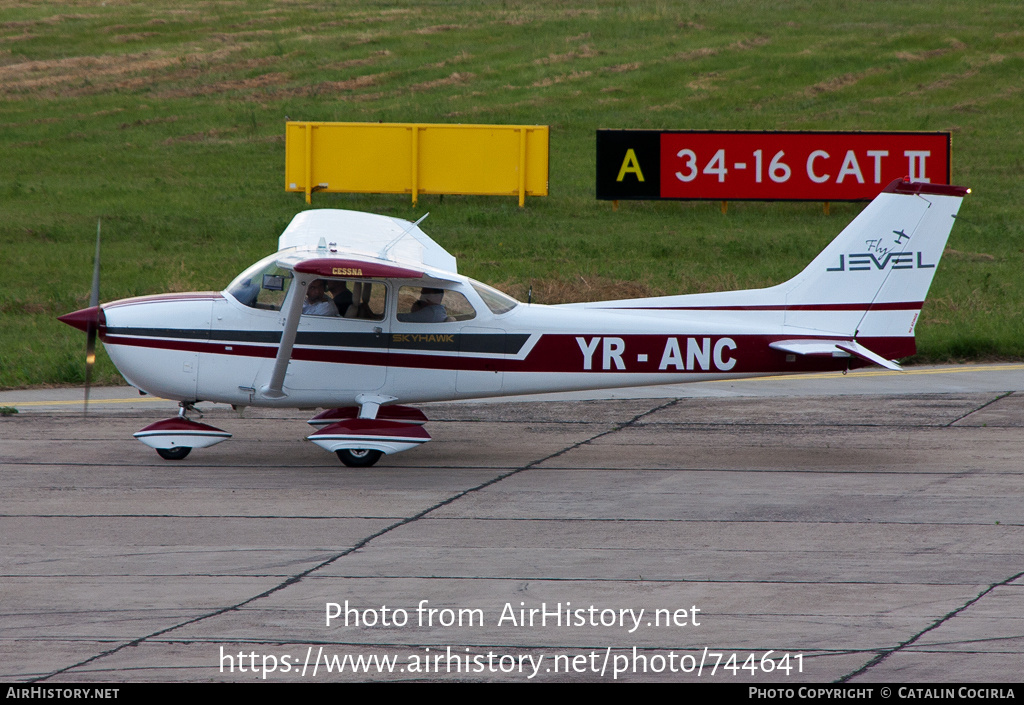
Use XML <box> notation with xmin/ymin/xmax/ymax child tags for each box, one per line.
<box><xmin>259</xmin><ymin>276</ymin><xmax>309</xmax><ymax>399</ymax></box>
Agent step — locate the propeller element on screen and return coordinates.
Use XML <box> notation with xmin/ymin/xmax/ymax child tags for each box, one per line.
<box><xmin>58</xmin><ymin>220</ymin><xmax>102</xmax><ymax>415</ymax></box>
<box><xmin>84</xmin><ymin>219</ymin><xmax>101</xmax><ymax>415</ymax></box>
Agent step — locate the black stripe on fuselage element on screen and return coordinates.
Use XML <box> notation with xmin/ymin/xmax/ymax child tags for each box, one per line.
<box><xmin>104</xmin><ymin>327</ymin><xmax>528</xmax><ymax>354</ymax></box>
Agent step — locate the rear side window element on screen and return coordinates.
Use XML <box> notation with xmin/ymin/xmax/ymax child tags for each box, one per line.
<box><xmin>397</xmin><ymin>286</ymin><xmax>476</xmax><ymax>323</ymax></box>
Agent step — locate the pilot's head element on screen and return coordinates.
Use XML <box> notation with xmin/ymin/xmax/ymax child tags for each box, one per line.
<box><xmin>306</xmin><ymin>279</ymin><xmax>327</xmax><ymax>302</ymax></box>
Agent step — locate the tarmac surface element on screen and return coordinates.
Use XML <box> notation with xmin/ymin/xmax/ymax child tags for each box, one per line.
<box><xmin>1</xmin><ymin>364</ymin><xmax>1022</xmax><ymax>683</ymax></box>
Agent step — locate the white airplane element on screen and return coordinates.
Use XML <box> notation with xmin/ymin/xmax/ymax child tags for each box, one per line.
<box><xmin>60</xmin><ymin>179</ymin><xmax>968</xmax><ymax>466</ymax></box>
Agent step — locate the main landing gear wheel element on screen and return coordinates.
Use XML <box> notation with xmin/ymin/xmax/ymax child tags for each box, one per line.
<box><xmin>336</xmin><ymin>448</ymin><xmax>383</xmax><ymax>467</ymax></box>
<box><xmin>156</xmin><ymin>446</ymin><xmax>192</xmax><ymax>460</ymax></box>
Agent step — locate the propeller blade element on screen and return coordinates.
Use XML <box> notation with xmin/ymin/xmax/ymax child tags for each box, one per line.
<box><xmin>90</xmin><ymin>219</ymin><xmax>101</xmax><ymax>308</ymax></box>
<box><xmin>84</xmin><ymin>219</ymin><xmax>101</xmax><ymax>415</ymax></box>
<box><xmin>84</xmin><ymin>322</ymin><xmax>96</xmax><ymax>415</ymax></box>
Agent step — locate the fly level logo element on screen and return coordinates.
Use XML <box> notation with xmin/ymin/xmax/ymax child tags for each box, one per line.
<box><xmin>828</xmin><ymin>229</ymin><xmax>935</xmax><ymax>272</ymax></box>
<box><xmin>827</xmin><ymin>252</ymin><xmax>935</xmax><ymax>272</ymax></box>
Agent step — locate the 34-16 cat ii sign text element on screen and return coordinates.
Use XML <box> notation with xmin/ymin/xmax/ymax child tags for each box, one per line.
<box><xmin>596</xmin><ymin>130</ymin><xmax>950</xmax><ymax>202</ymax></box>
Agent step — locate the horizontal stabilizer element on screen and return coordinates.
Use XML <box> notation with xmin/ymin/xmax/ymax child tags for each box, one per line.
<box><xmin>769</xmin><ymin>339</ymin><xmax>903</xmax><ymax>371</ymax></box>
<box><xmin>836</xmin><ymin>340</ymin><xmax>903</xmax><ymax>372</ymax></box>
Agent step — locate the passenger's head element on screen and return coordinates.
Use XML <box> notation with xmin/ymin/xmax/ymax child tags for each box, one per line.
<box><xmin>326</xmin><ymin>280</ymin><xmax>349</xmax><ymax>296</ymax></box>
<box><xmin>421</xmin><ymin>287</ymin><xmax>445</xmax><ymax>304</ymax></box>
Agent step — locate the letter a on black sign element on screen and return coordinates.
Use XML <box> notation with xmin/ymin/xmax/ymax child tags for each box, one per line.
<box><xmin>596</xmin><ymin>130</ymin><xmax>661</xmax><ymax>200</ymax></box>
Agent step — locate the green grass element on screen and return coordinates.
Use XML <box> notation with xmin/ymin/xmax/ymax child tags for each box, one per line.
<box><xmin>2</xmin><ymin>0</ymin><xmax>1023</xmax><ymax>388</ymax></box>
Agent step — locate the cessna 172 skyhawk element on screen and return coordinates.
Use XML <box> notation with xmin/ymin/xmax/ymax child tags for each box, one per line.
<box><xmin>60</xmin><ymin>179</ymin><xmax>968</xmax><ymax>466</ymax></box>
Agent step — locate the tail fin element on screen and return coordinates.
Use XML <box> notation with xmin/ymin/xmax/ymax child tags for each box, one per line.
<box><xmin>779</xmin><ymin>179</ymin><xmax>968</xmax><ymax>356</ymax></box>
<box><xmin>577</xmin><ymin>179</ymin><xmax>968</xmax><ymax>367</ymax></box>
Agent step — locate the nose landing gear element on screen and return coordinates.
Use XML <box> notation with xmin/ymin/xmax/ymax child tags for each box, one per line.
<box><xmin>133</xmin><ymin>402</ymin><xmax>231</xmax><ymax>461</ymax></box>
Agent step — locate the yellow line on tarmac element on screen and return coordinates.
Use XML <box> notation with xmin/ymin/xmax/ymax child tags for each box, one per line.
<box><xmin>7</xmin><ymin>396</ymin><xmax>173</xmax><ymax>407</ymax></box>
<box><xmin>710</xmin><ymin>363</ymin><xmax>1024</xmax><ymax>384</ymax></box>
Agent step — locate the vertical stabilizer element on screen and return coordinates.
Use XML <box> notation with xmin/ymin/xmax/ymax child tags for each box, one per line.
<box><xmin>780</xmin><ymin>179</ymin><xmax>968</xmax><ymax>346</ymax></box>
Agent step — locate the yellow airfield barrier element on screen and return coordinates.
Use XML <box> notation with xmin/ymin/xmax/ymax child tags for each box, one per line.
<box><xmin>285</xmin><ymin>122</ymin><xmax>549</xmax><ymax>207</ymax></box>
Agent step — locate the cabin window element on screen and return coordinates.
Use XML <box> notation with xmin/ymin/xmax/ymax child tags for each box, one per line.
<box><xmin>311</xmin><ymin>279</ymin><xmax>386</xmax><ymax>320</ymax></box>
<box><xmin>396</xmin><ymin>286</ymin><xmax>476</xmax><ymax>323</ymax></box>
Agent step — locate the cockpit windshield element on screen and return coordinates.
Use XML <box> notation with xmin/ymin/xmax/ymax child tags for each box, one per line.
<box><xmin>226</xmin><ymin>253</ymin><xmax>294</xmax><ymax>311</ymax></box>
<box><xmin>470</xmin><ymin>279</ymin><xmax>519</xmax><ymax>315</ymax></box>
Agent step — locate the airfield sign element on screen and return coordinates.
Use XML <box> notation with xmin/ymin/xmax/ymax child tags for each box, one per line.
<box><xmin>596</xmin><ymin>130</ymin><xmax>951</xmax><ymax>202</ymax></box>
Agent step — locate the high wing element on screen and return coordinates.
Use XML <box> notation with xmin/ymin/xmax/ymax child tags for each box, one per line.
<box><xmin>276</xmin><ymin>208</ymin><xmax>457</xmax><ymax>273</ymax></box>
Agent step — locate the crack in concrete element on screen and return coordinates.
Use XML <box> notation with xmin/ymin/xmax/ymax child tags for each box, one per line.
<box><xmin>30</xmin><ymin>398</ymin><xmax>678</xmax><ymax>682</ymax></box>
<box><xmin>837</xmin><ymin>568</ymin><xmax>1024</xmax><ymax>682</ymax></box>
<box><xmin>945</xmin><ymin>391</ymin><xmax>1014</xmax><ymax>427</ymax></box>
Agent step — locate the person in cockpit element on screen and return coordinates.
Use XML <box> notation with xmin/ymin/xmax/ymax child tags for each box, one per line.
<box><xmin>326</xmin><ymin>279</ymin><xmax>353</xmax><ymax>312</ymax></box>
<box><xmin>302</xmin><ymin>279</ymin><xmax>339</xmax><ymax>316</ymax></box>
<box><xmin>398</xmin><ymin>287</ymin><xmax>447</xmax><ymax>322</ymax></box>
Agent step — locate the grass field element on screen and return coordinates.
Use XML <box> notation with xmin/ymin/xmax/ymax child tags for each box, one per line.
<box><xmin>1</xmin><ymin>0</ymin><xmax>1022</xmax><ymax>388</ymax></box>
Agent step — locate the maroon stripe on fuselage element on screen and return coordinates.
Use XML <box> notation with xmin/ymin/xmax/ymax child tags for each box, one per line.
<box><xmin>102</xmin><ymin>332</ymin><xmax>914</xmax><ymax>374</ymax></box>
<box><xmin>593</xmin><ymin>301</ymin><xmax>923</xmax><ymax>312</ymax></box>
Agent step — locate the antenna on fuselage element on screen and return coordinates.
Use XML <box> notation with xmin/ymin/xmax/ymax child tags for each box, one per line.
<box><xmin>381</xmin><ymin>212</ymin><xmax>429</xmax><ymax>262</ymax></box>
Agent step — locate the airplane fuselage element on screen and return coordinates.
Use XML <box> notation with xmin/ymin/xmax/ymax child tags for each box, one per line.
<box><xmin>98</xmin><ymin>279</ymin><xmax>872</xmax><ymax>409</ymax></box>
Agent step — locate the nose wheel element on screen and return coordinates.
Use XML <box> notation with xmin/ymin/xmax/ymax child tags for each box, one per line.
<box><xmin>134</xmin><ymin>405</ymin><xmax>231</xmax><ymax>461</ymax></box>
<box><xmin>156</xmin><ymin>447</ymin><xmax>192</xmax><ymax>461</ymax></box>
<box><xmin>336</xmin><ymin>448</ymin><xmax>383</xmax><ymax>467</ymax></box>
